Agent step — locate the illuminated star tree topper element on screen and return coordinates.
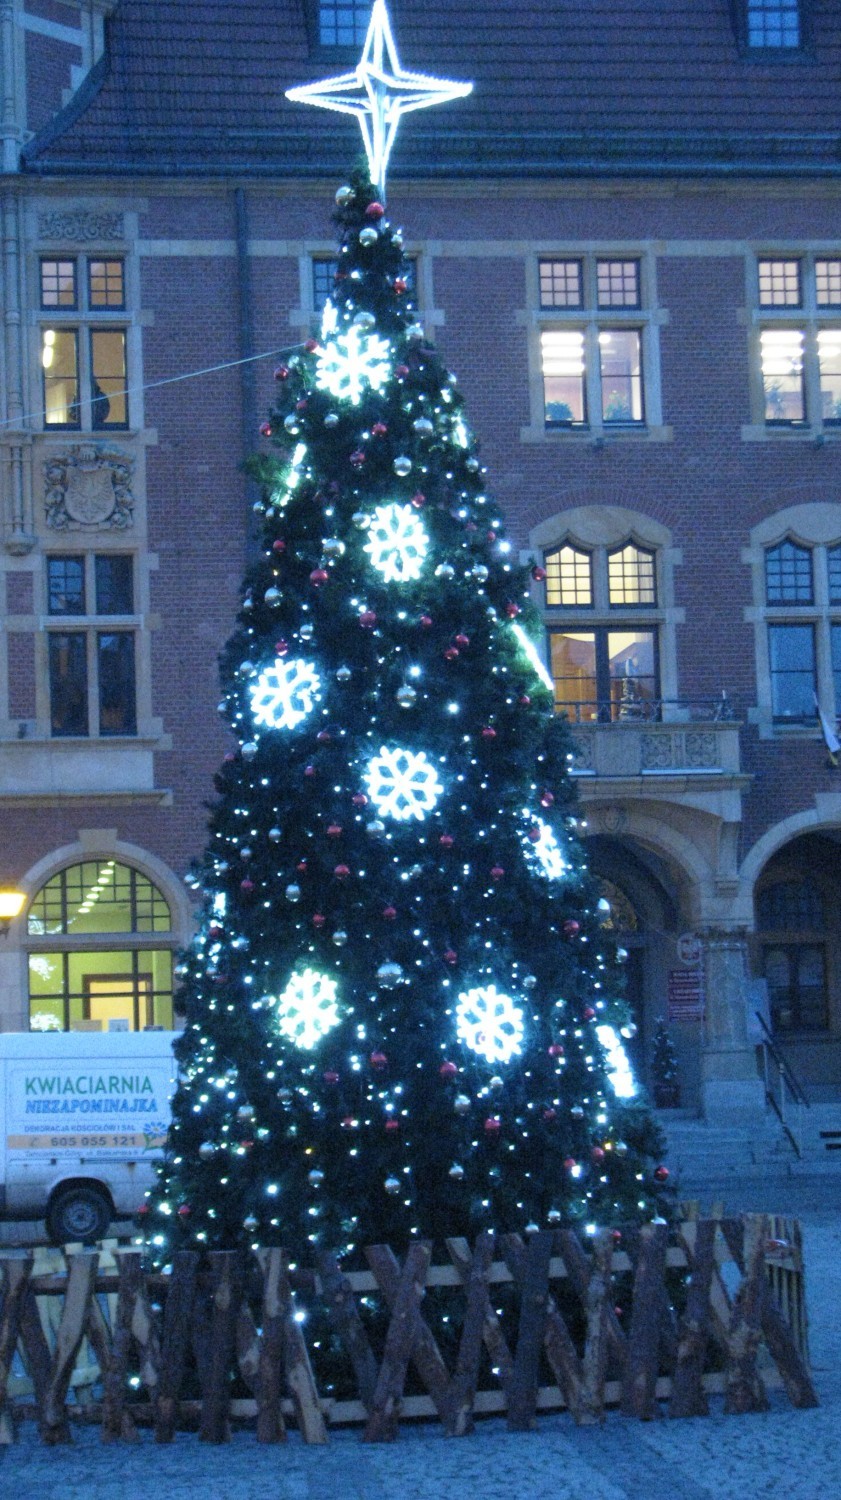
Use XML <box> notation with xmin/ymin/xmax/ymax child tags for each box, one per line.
<box><xmin>285</xmin><ymin>0</ymin><xmax>473</xmax><ymax>197</ymax></box>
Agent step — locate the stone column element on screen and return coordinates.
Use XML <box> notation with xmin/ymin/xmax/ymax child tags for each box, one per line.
<box><xmin>700</xmin><ymin>926</ymin><xmax>765</xmax><ymax>1121</ymax></box>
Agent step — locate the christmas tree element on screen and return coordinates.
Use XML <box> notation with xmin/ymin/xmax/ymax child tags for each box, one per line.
<box><xmin>145</xmin><ymin>167</ymin><xmax>671</xmax><ymax>1264</ymax></box>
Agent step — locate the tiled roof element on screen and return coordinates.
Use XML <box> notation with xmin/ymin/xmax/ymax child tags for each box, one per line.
<box><xmin>22</xmin><ymin>0</ymin><xmax>841</xmax><ymax>177</ymax></box>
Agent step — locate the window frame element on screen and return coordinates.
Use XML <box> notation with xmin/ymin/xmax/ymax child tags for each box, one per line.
<box><xmin>44</xmin><ymin>552</ymin><xmax>139</xmax><ymax>740</ymax></box>
<box><xmin>38</xmin><ymin>253</ymin><xmax>130</xmax><ymax>434</ymax></box>
<box><xmin>752</xmin><ymin>252</ymin><xmax>841</xmax><ymax>436</ymax></box>
<box><xmin>533</xmin><ymin>251</ymin><xmax>662</xmax><ymax>440</ymax></box>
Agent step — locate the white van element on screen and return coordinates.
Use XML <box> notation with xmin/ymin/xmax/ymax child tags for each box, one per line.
<box><xmin>0</xmin><ymin>1030</ymin><xmax>177</xmax><ymax>1243</ymax></box>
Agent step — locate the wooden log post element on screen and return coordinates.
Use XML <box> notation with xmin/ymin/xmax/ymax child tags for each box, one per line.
<box><xmin>503</xmin><ymin>1230</ymin><xmax>554</xmax><ymax>1432</ymax></box>
<box><xmin>251</xmin><ymin>1248</ymin><xmax>287</xmax><ymax>1443</ymax></box>
<box><xmin>670</xmin><ymin>1218</ymin><xmax>717</xmax><ymax>1419</ymax></box>
<box><xmin>439</xmin><ymin>1230</ymin><xmax>496</xmax><ymax>1437</ymax></box>
<box><xmin>620</xmin><ymin>1222</ymin><xmax>668</xmax><ymax>1421</ymax></box>
<box><xmin>363</xmin><ymin>1242</ymin><xmax>431</xmax><ymax>1443</ymax></box>
<box><xmin>446</xmin><ymin>1236</ymin><xmax>514</xmax><ymax>1404</ymax></box>
<box><xmin>199</xmin><ymin>1250</ymin><xmax>247</xmax><ymax>1445</ymax></box>
<box><xmin>366</xmin><ymin>1243</ymin><xmax>452</xmax><ymax>1426</ymax></box>
<box><xmin>277</xmin><ymin>1251</ymin><xmax>328</xmax><ymax>1444</ymax></box>
<box><xmin>0</xmin><ymin>1253</ymin><xmax>34</xmax><ymax>1444</ymax></box>
<box><xmin>723</xmin><ymin>1217</ymin><xmax>770</xmax><ymax>1416</ymax></box>
<box><xmin>155</xmin><ymin>1251</ymin><xmax>198</xmax><ymax>1443</ymax></box>
<box><xmin>41</xmin><ymin>1251</ymin><xmax>99</xmax><ymax>1445</ymax></box>
<box><xmin>721</xmin><ymin>1216</ymin><xmax>818</xmax><ymax>1413</ymax></box>
<box><xmin>317</xmin><ymin>1249</ymin><xmax>379</xmax><ymax>1414</ymax></box>
<box><xmin>504</xmin><ymin>1231</ymin><xmax>599</xmax><ymax>1428</ymax></box>
<box><xmin>558</xmin><ymin>1229</ymin><xmax>627</xmax><ymax>1379</ymax></box>
<box><xmin>579</xmin><ymin>1229</ymin><xmax>614</xmax><ymax>1422</ymax></box>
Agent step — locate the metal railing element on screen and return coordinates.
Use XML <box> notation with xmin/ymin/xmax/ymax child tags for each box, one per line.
<box><xmin>755</xmin><ymin>1011</ymin><xmax>810</xmax><ymax>1158</ymax></box>
<box><xmin>556</xmin><ymin>691</ymin><xmax>737</xmax><ymax>725</ymax></box>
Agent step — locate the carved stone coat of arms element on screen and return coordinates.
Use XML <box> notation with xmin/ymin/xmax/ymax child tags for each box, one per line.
<box><xmin>44</xmin><ymin>445</ymin><xmax>135</xmax><ymax>531</ymax></box>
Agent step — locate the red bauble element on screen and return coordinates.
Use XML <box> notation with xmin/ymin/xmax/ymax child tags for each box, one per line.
<box><xmin>443</xmin><ymin>646</ymin><xmax>459</xmax><ymax>661</ymax></box>
<box><xmin>612</xmin><ymin>1229</ymin><xmax>623</xmax><ymax>1243</ymax></box>
<box><xmin>542</xmin><ymin>1107</ymin><xmax>557</xmax><ymax>1121</ymax></box>
<box><xmin>275</xmin><ymin>639</ymin><xmax>289</xmax><ymax>656</ymax></box>
<box><xmin>359</xmin><ymin>610</ymin><xmax>377</xmax><ymax>629</ymax></box>
<box><xmin>333</xmin><ymin>864</ymin><xmax>351</xmax><ymax>880</ymax></box>
<box><xmin>341</xmin><ymin>1115</ymin><xmax>357</xmax><ymax>1129</ymax></box>
<box><xmin>208</xmin><ymin>923</ymin><xmax>224</xmax><ymax>940</ymax></box>
<box><xmin>304</xmin><ymin>337</ymin><xmax>319</xmax><ymax>353</ymax></box>
<box><xmin>382</xmin><ymin>905</ymin><xmax>397</xmax><ymax>920</ymax></box>
<box><xmin>240</xmin><ymin>879</ymin><xmax>255</xmax><ymax>894</ymax></box>
<box><xmin>484</xmin><ymin>1116</ymin><xmax>501</xmax><ymax>1134</ymax></box>
<box><xmin>541</xmin><ymin>790</ymin><xmax>555</xmax><ymax>808</ymax></box>
<box><xmin>419</xmin><ymin>614</ymin><xmax>433</xmax><ymax>628</ymax></box>
<box><xmin>439</xmin><ymin>834</ymin><xmax>454</xmax><ymax>848</ymax></box>
<box><xmin>372</xmin><ymin>421</ymin><xmax>388</xmax><ymax>436</ymax></box>
<box><xmin>316</xmin><ymin>729</ymin><xmax>332</xmax><ymax>744</ymax></box>
<box><xmin>583</xmin><ymin>1006</ymin><xmax>597</xmax><ymax>1021</ymax></box>
<box><xmin>327</xmin><ymin>824</ymin><xmax>343</xmax><ymax>838</ymax></box>
<box><xmin>443</xmin><ymin>949</ymin><xmax>458</xmax><ymax>965</ymax></box>
<box><xmin>177</xmin><ymin>1204</ymin><xmax>191</xmax><ymax>1218</ymax></box>
<box><xmin>455</xmin><ymin>634</ymin><xmax>470</xmax><ymax>648</ymax></box>
<box><xmin>352</xmin><ymin>792</ymin><xmax>368</xmax><ymax>807</ymax></box>
<box><xmin>591</xmin><ymin>1146</ymin><xmax>605</xmax><ymax>1163</ymax></box>
<box><xmin>312</xmin><ymin>913</ymin><xmax>326</xmax><ymax>928</ymax></box>
<box><xmin>296</xmin><ymin>398</ymin><xmax>308</xmax><ymax>412</ymax></box>
<box><xmin>304</xmin><ymin>764</ymin><xmax>316</xmax><ymax>778</ymax></box>
<box><xmin>370</xmin><ymin>1051</ymin><xmax>388</xmax><ymax>1070</ymax></box>
<box><xmin>490</xmin><ymin>865</ymin><xmax>505</xmax><ymax>881</ymax></box>
<box><xmin>563</xmin><ymin>919</ymin><xmax>580</xmax><ymax>937</ymax></box>
<box><xmin>365</xmin><ymin>201</ymin><xmax>385</xmax><ymax>219</ymax></box>
<box><xmin>349</xmin><ymin>449</ymin><xmax>366</xmax><ymax>468</ymax></box>
<box><xmin>385</xmin><ymin>1118</ymin><xmax>400</xmax><ymax>1131</ymax></box>
<box><xmin>411</xmin><ymin>491</ymin><xmax>426</xmax><ymax>509</ymax></box>
<box><xmin>439</xmin><ymin>1061</ymin><xmax>458</xmax><ymax>1079</ymax></box>
<box><xmin>654</xmin><ymin>1165</ymin><xmax>670</xmax><ymax>1182</ymax></box>
<box><xmin>296</xmin><ymin>859</ymin><xmax>308</xmax><ymax>874</ymax></box>
<box><xmin>274</xmin><ymin>365</ymin><xmax>290</xmax><ymax>381</ymax></box>
<box><xmin>323</xmin><ymin>1070</ymin><xmax>339</xmax><ymax>1084</ymax></box>
<box><xmin>136</xmin><ymin>1203</ymin><xmax>150</xmax><ymax>1216</ymax></box>
<box><xmin>505</xmin><ymin>602</ymin><xmax>521</xmax><ymax>619</ymax></box>
<box><xmin>531</xmin><ymin>565</ymin><xmax>547</xmax><ymax>582</ymax></box>
<box><xmin>272</xmin><ymin>538</ymin><xmax>286</xmax><ymax>553</ymax></box>
<box><xmin>395</xmin><ymin>364</ymin><xmax>410</xmax><ymax>378</ymax></box>
<box><xmin>259</xmin><ymin>420</ymin><xmax>273</xmax><ymax>438</ymax></box>
<box><xmin>527</xmin><ymin>827</ymin><xmax>541</xmax><ymax>843</ymax></box>
<box><xmin>310</xmin><ymin>568</ymin><xmax>329</xmax><ymax>586</ymax></box>
<box><xmin>548</xmin><ymin>1043</ymin><xmax>564</xmax><ymax>1058</ymax></box>
<box><xmin>519</xmin><ymin>695</ymin><xmax>531</xmax><ymax>707</ymax></box>
<box><xmin>563</xmin><ymin>1157</ymin><xmax>577</xmax><ymax>1172</ymax></box>
<box><xmin>223</xmin><ymin>752</ymin><xmax>236</xmax><ymax>763</ymax></box>
<box><xmin>394</xmin><ymin>277</ymin><xmax>407</xmax><ymax>294</ymax></box>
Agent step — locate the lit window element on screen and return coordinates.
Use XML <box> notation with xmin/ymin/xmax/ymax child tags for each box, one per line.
<box><xmin>758</xmin><ymin>259</ymin><xmax>802</xmax><ymax>308</ymax></box>
<box><xmin>764</xmin><ymin>540</ymin><xmax>813</xmax><ymax>604</ymax></box>
<box><xmin>599</xmin><ymin>330</ymin><xmax>644</xmax><ymax>424</ymax></box>
<box><xmin>40</xmin><ymin>259</ymin><xmax>77</xmax><ymax>310</ymax></box>
<box><xmin>608</xmin><ymin>544</ymin><xmax>656</xmax><ymax>606</ymax></box>
<box><xmin>768</xmin><ymin>623</ymin><xmax>815</xmax><ymax>720</ymax></box>
<box><xmin>816</xmin><ymin>260</ymin><xmax>841</xmax><ymax>309</ymax></box>
<box><xmin>760</xmin><ymin>329</ymin><xmax>805</xmax><ymax>424</ymax></box>
<box><xmin>544</xmin><ymin>545</ymin><xmax>592</xmax><ymax>606</ymax></box>
<box><xmin>747</xmin><ymin>0</ymin><xmax>800</xmax><ymax>48</ymax></box>
<box><xmin>541</xmin><ymin>329</ymin><xmax>586</xmax><ymax>426</ymax></box>
<box><xmin>818</xmin><ymin>330</ymin><xmax>841</xmax><ymax>426</ymax></box>
<box><xmin>90</xmin><ymin>329</ymin><xmax>128</xmax><ymax>428</ymax></box>
<box><xmin>88</xmin><ymin>258</ymin><xmax>125</xmax><ymax>309</ymax></box>
<box><xmin>42</xmin><ymin>328</ymin><xmax>80</xmax><ymax>427</ymax></box>
<box><xmin>539</xmin><ymin>259</ymin><xmax>583</xmax><ymax>309</ymax></box>
<box><xmin>319</xmin><ymin>0</ymin><xmax>370</xmax><ymax>46</ymax></box>
<box><xmin>548</xmin><ymin>629</ymin><xmax>658</xmax><ymax>722</ymax></box>
<box><xmin>596</xmin><ymin>260</ymin><xmax>640</xmax><ymax>309</ymax></box>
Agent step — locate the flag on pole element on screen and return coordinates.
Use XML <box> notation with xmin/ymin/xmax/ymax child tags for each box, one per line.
<box><xmin>815</xmin><ymin>693</ymin><xmax>840</xmax><ymax>767</ymax></box>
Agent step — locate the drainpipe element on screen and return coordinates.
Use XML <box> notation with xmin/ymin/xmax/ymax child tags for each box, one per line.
<box><xmin>234</xmin><ymin>185</ymin><xmax>260</xmax><ymax>553</ymax></box>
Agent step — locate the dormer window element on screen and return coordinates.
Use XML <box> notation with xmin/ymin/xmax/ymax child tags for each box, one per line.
<box><xmin>746</xmin><ymin>0</ymin><xmax>801</xmax><ymax>50</ymax></box>
<box><xmin>319</xmin><ymin>0</ymin><xmax>370</xmax><ymax>47</ymax></box>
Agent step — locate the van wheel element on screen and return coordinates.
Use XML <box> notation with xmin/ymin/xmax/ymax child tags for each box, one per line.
<box><xmin>46</xmin><ymin>1187</ymin><xmax>112</xmax><ymax>1245</ymax></box>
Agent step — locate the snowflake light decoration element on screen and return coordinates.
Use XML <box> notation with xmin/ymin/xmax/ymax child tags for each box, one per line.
<box><xmin>315</xmin><ymin>326</ymin><xmax>391</xmax><ymax>406</ymax></box>
<box><xmin>250</xmin><ymin>658</ymin><xmax>321</xmax><ymax>730</ymax></box>
<box><xmin>274</xmin><ymin>968</ymin><xmax>341</xmax><ymax>1049</ymax></box>
<box><xmin>456</xmin><ymin>985</ymin><xmax>525</xmax><ymax>1065</ymax></box>
<box><xmin>364</xmin><ymin>746</ymin><xmax>443</xmax><ymax>821</ymax></box>
<box><xmin>363</xmin><ymin>503</ymin><xmax>429</xmax><ymax>582</ymax></box>
<box><xmin>522</xmin><ymin>815</ymin><xmax>569</xmax><ymax>881</ymax></box>
<box><xmin>596</xmin><ymin>1024</ymin><xmax>637</xmax><ymax>1099</ymax></box>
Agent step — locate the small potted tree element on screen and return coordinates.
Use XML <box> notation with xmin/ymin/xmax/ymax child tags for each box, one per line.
<box><xmin>651</xmin><ymin>1020</ymin><xmax>681</xmax><ymax>1108</ymax></box>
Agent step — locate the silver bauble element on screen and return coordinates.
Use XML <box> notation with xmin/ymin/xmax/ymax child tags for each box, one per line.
<box><xmin>393</xmin><ymin>455</ymin><xmax>412</xmax><ymax>477</ymax></box>
<box><xmin>413</xmin><ymin>417</ymin><xmax>434</xmax><ymax>436</ymax></box>
<box><xmin>332</xmin><ymin>929</ymin><xmax>348</xmax><ymax>947</ymax></box>
<box><xmin>241</xmin><ymin>742</ymin><xmax>258</xmax><ymax>761</ymax></box>
<box><xmin>283</xmin><ymin>414</ymin><xmax>300</xmax><ymax>435</ymax></box>
<box><xmin>308</xmin><ymin>1169</ymin><xmax>325</xmax><ymax>1187</ymax></box>
<box><xmin>547</xmin><ymin>1208</ymin><xmax>562</xmax><ymax>1225</ymax></box>
<box><xmin>366</xmin><ymin>819</ymin><xmax>386</xmax><ymax>836</ymax></box>
<box><xmin>352</xmin><ymin>511</ymin><xmax>370</xmax><ymax>529</ymax></box>
<box><xmin>454</xmin><ymin>1093</ymin><xmax>470</xmax><ymax>1115</ymax></box>
<box><xmin>435</xmin><ymin>563</ymin><xmax>455</xmax><ymax>580</ymax></box>
<box><xmin>239</xmin><ymin>660</ymin><xmax>255</xmax><ymax>676</ymax></box>
<box><xmin>354</xmin><ymin>309</ymin><xmax>376</xmax><ymax>328</ymax></box>
<box><xmin>243</xmin><ymin>1213</ymin><xmax>259</xmax><ymax>1232</ymax></box>
<box><xmin>231</xmin><ymin>936</ymin><xmax>250</xmax><ymax>951</ymax></box>
<box><xmin>396</xmin><ymin>684</ymin><xmax>417</xmax><ymax>709</ymax></box>
<box><xmin>449</xmin><ymin>1163</ymin><xmax>465</xmax><ymax>1181</ymax></box>
<box><xmin>392</xmin><ymin>229</ymin><xmax>404</xmax><ymax>247</ymax></box>
<box><xmin>358</xmin><ymin>227</ymin><xmax>378</xmax><ymax>247</ymax></box>
<box><xmin>237</xmin><ymin>1104</ymin><xmax>255</xmax><ymax>1122</ymax></box>
<box><xmin>466</xmin><ymin>457</ymin><xmax>480</xmax><ymax>473</ymax></box>
<box><xmin>278</xmin><ymin>1088</ymin><xmax>293</xmax><ymax>1103</ymax></box>
<box><xmin>240</xmin><ymin>846</ymin><xmax>252</xmax><ymax>861</ymax></box>
<box><xmin>571</xmin><ymin>1104</ymin><xmax>585</xmax><ymax>1119</ymax></box>
<box><xmin>324</xmin><ymin>412</ymin><xmax>339</xmax><ymax>429</ymax></box>
<box><xmin>525</xmin><ymin>1222</ymin><xmax>540</xmax><ymax>1236</ymax></box>
<box><xmin>268</xmin><ymin>826</ymin><xmax>282</xmax><ymax>842</ymax></box>
<box><xmin>173</xmin><ymin>963</ymin><xmax>189</xmax><ymax>980</ymax></box>
<box><xmin>285</xmin><ymin>883</ymin><xmax>301</xmax><ymax>903</ymax></box>
<box><xmin>376</xmin><ymin>961</ymin><xmax>403</xmax><ymax>988</ymax></box>
<box><xmin>406</xmin><ymin>322</ymin><xmax>424</xmax><ymax>344</ymax></box>
<box><xmin>473</xmin><ymin>565</ymin><xmax>489</xmax><ymax>582</ymax></box>
<box><xmin>489</xmin><ymin>1075</ymin><xmax>504</xmax><ymax>1092</ymax></box>
<box><xmin>620</xmin><ymin>1022</ymin><xmax>638</xmax><ymax>1039</ymax></box>
<box><xmin>299</xmin><ymin>622</ymin><xmax>314</xmax><ymax>641</ymax></box>
<box><xmin>616</xmin><ymin>947</ymin><xmax>629</xmax><ymax>963</ymax></box>
<box><xmin>322</xmin><ymin>537</ymin><xmax>345</xmax><ymax>560</ymax></box>
<box><xmin>336</xmin><ymin>666</ymin><xmax>352</xmax><ymax>683</ymax></box>
<box><xmin>335</xmin><ymin>184</ymin><xmax>355</xmax><ymax>206</ymax></box>
<box><xmin>198</xmin><ymin>1141</ymin><xmax>216</xmax><ymax>1161</ymax></box>
<box><xmin>384</xmin><ymin>1176</ymin><xmax>401</xmax><ymax>1195</ymax></box>
<box><xmin>615</xmin><ymin>1139</ymin><xmax>629</xmax><ymax>1156</ymax></box>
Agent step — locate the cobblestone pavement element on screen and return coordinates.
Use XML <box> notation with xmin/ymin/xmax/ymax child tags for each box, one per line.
<box><xmin>2</xmin><ymin>1200</ymin><xmax>839</xmax><ymax>1499</ymax></box>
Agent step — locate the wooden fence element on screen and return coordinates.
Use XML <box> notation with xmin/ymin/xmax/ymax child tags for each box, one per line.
<box><xmin>0</xmin><ymin>1213</ymin><xmax>818</xmax><ymax>1446</ymax></box>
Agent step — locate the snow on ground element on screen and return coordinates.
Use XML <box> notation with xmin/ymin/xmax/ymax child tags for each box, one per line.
<box><xmin>2</xmin><ymin>1204</ymin><xmax>840</xmax><ymax>1499</ymax></box>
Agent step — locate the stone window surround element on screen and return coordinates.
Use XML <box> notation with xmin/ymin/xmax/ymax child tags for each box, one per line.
<box><xmin>743</xmin><ymin>249</ymin><xmax>841</xmax><ymax>441</ymax></box>
<box><xmin>290</xmin><ymin>244</ymin><xmax>441</xmax><ymax>338</ymax></box>
<box><xmin>743</xmin><ymin>502</ymin><xmax>841</xmax><ymax>738</ymax></box>
<box><xmin>520</xmin><ymin>247</ymin><xmax>671</xmax><ymax>445</ymax></box>
<box><xmin>527</xmin><ymin>505</ymin><xmax>683</xmax><ymax>710</ymax></box>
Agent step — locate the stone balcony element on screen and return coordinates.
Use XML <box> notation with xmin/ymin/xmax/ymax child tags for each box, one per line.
<box><xmin>565</xmin><ymin>700</ymin><xmax>747</xmax><ymax>802</ymax></box>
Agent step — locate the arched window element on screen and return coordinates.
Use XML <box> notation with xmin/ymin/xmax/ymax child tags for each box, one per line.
<box><xmin>27</xmin><ymin>859</ymin><xmax>175</xmax><ymax>1032</ymax></box>
<box><xmin>756</xmin><ymin>877</ymin><xmax>828</xmax><ymax>1032</ymax></box>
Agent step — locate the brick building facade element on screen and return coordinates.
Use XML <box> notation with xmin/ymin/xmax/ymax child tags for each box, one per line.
<box><xmin>0</xmin><ymin>0</ymin><xmax>840</xmax><ymax>1117</ymax></box>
